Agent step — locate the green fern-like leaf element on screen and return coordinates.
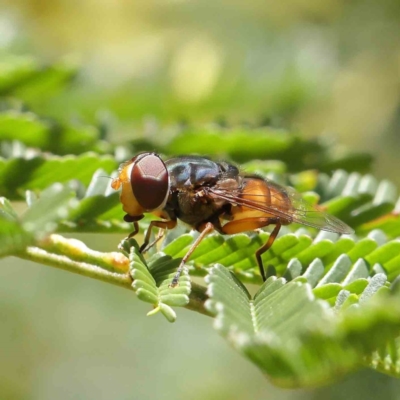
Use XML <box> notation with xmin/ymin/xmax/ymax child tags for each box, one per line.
<box><xmin>205</xmin><ymin>265</ymin><xmax>400</xmax><ymax>387</ymax></box>
<box><xmin>0</xmin><ymin>150</ymin><xmax>117</xmax><ymax>199</ymax></box>
<box><xmin>0</xmin><ymin>197</ymin><xmax>33</xmax><ymax>256</ymax></box>
<box><xmin>129</xmin><ymin>242</ymin><xmax>191</xmax><ymax>322</ymax></box>
<box><xmin>159</xmin><ymin>228</ymin><xmax>400</xmax><ymax>285</ymax></box>
<box><xmin>0</xmin><ymin>183</ymin><xmax>75</xmax><ymax>255</ymax></box>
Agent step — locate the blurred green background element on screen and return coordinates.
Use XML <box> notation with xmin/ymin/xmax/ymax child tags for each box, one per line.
<box><xmin>0</xmin><ymin>0</ymin><xmax>400</xmax><ymax>398</ymax></box>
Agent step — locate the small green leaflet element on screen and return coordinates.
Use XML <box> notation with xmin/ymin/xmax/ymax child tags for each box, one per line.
<box><xmin>129</xmin><ymin>245</ymin><xmax>191</xmax><ymax>322</ymax></box>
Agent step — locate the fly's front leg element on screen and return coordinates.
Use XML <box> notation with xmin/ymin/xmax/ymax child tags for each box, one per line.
<box><xmin>129</xmin><ymin>222</ymin><xmax>139</xmax><ymax>238</ymax></box>
<box><xmin>123</xmin><ymin>214</ymin><xmax>143</xmax><ymax>238</ymax></box>
<box><xmin>117</xmin><ymin>219</ymin><xmax>140</xmax><ymax>254</ymax></box>
<box><xmin>140</xmin><ymin>219</ymin><xmax>177</xmax><ymax>253</ymax></box>
<box><xmin>170</xmin><ymin>222</ymin><xmax>214</xmax><ymax>288</ymax></box>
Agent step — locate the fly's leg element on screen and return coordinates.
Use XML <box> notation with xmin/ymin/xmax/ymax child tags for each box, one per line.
<box><xmin>118</xmin><ymin>220</ymin><xmax>140</xmax><ymax>254</ymax></box>
<box><xmin>140</xmin><ymin>219</ymin><xmax>177</xmax><ymax>253</ymax></box>
<box><xmin>123</xmin><ymin>214</ymin><xmax>143</xmax><ymax>238</ymax></box>
<box><xmin>255</xmin><ymin>222</ymin><xmax>281</xmax><ymax>282</ymax></box>
<box><xmin>128</xmin><ymin>222</ymin><xmax>139</xmax><ymax>238</ymax></box>
<box><xmin>221</xmin><ymin>217</ymin><xmax>281</xmax><ymax>282</ymax></box>
<box><xmin>141</xmin><ymin>228</ymin><xmax>165</xmax><ymax>254</ymax></box>
<box><xmin>170</xmin><ymin>222</ymin><xmax>214</xmax><ymax>288</ymax></box>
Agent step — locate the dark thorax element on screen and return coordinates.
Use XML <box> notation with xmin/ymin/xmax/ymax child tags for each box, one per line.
<box><xmin>163</xmin><ymin>158</ymin><xmax>241</xmax><ymax>230</ymax></box>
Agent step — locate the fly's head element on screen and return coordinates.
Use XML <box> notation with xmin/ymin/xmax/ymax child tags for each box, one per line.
<box><xmin>111</xmin><ymin>152</ymin><xmax>170</xmax><ymax>220</ymax></box>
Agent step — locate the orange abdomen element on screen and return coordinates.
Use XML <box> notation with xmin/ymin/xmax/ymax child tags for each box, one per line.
<box><xmin>229</xmin><ymin>177</ymin><xmax>292</xmax><ymax>222</ymax></box>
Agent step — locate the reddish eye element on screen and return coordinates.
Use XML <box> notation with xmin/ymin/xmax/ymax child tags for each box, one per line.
<box><xmin>130</xmin><ymin>153</ymin><xmax>169</xmax><ymax>210</ymax></box>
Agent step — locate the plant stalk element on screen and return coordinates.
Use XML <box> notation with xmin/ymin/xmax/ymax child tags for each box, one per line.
<box><xmin>16</xmin><ymin>238</ymin><xmax>212</xmax><ymax>317</ymax></box>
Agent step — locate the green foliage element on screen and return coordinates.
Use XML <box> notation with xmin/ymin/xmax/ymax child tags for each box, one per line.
<box><xmin>129</xmin><ymin>242</ymin><xmax>191</xmax><ymax>323</ymax></box>
<box><xmin>159</xmin><ymin>228</ymin><xmax>400</xmax><ymax>285</ymax></box>
<box><xmin>0</xmin><ymin>55</ymin><xmax>77</xmax><ymax>99</ymax></box>
<box><xmin>0</xmin><ymin>110</ymin><xmax>111</xmax><ymax>156</ymax></box>
<box><xmin>205</xmin><ymin>265</ymin><xmax>400</xmax><ymax>387</ymax></box>
<box><xmin>158</xmin><ymin>129</ymin><xmax>373</xmax><ymax>172</ymax></box>
<box><xmin>0</xmin><ymin>184</ymin><xmax>75</xmax><ymax>256</ymax></box>
<box><xmin>0</xmin><ymin>141</ymin><xmax>117</xmax><ymax>200</ymax></box>
<box><xmin>0</xmin><ymin>197</ymin><xmax>34</xmax><ymax>257</ymax></box>
<box><xmin>2</xmin><ymin>57</ymin><xmax>400</xmax><ymax>388</ymax></box>
<box><xmin>1</xmin><ymin>171</ymin><xmax>128</xmax><ymax>234</ymax></box>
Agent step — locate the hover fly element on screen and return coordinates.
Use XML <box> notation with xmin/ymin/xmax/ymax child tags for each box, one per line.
<box><xmin>111</xmin><ymin>153</ymin><xmax>353</xmax><ymax>286</ymax></box>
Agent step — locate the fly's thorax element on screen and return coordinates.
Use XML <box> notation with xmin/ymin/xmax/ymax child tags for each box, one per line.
<box><xmin>211</xmin><ymin>177</ymin><xmax>240</xmax><ymax>208</ymax></box>
<box><xmin>216</xmin><ymin>161</ymin><xmax>240</xmax><ymax>179</ymax></box>
<box><xmin>165</xmin><ymin>185</ymin><xmax>220</xmax><ymax>228</ymax></box>
<box><xmin>165</xmin><ymin>156</ymin><xmax>221</xmax><ymax>188</ymax></box>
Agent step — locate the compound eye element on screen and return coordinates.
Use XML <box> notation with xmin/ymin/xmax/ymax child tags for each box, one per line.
<box><xmin>130</xmin><ymin>153</ymin><xmax>169</xmax><ymax>211</ymax></box>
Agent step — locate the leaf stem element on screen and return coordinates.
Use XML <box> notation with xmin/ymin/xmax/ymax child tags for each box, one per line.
<box><xmin>16</xmin><ymin>238</ymin><xmax>212</xmax><ymax>317</ymax></box>
<box><xmin>19</xmin><ymin>246</ymin><xmax>133</xmax><ymax>289</ymax></box>
<box><xmin>39</xmin><ymin>234</ymin><xmax>130</xmax><ymax>274</ymax></box>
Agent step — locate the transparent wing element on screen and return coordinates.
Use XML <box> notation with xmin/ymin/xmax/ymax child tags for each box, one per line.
<box><xmin>209</xmin><ymin>179</ymin><xmax>354</xmax><ymax>235</ymax></box>
<box><xmin>282</xmin><ymin>185</ymin><xmax>354</xmax><ymax>234</ymax></box>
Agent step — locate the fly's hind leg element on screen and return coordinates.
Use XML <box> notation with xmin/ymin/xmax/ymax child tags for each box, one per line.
<box><xmin>221</xmin><ymin>217</ymin><xmax>281</xmax><ymax>282</ymax></box>
<box><xmin>255</xmin><ymin>223</ymin><xmax>281</xmax><ymax>282</ymax></box>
